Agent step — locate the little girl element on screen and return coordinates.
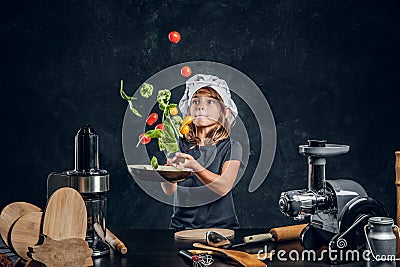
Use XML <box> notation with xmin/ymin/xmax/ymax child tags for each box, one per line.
<box><xmin>161</xmin><ymin>74</ymin><xmax>243</xmax><ymax>230</ymax></box>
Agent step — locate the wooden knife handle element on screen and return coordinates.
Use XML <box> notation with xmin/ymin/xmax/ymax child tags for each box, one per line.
<box><xmin>105</xmin><ymin>228</ymin><xmax>128</xmax><ymax>255</ymax></box>
<box><xmin>243</xmin><ymin>233</ymin><xmax>273</xmax><ymax>243</ymax></box>
<box><xmin>270</xmin><ymin>223</ymin><xmax>308</xmax><ymax>242</ymax></box>
<box><xmin>394</xmin><ymin>227</ymin><xmax>400</xmax><ymax>259</ymax></box>
<box><xmin>395</xmin><ymin>152</ymin><xmax>400</xmax><ymax>228</ymax></box>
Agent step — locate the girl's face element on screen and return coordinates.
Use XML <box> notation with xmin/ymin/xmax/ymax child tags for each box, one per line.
<box><xmin>189</xmin><ymin>92</ymin><xmax>224</xmax><ymax>128</ymax></box>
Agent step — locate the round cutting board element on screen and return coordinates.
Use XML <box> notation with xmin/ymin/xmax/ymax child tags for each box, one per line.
<box><xmin>0</xmin><ymin>202</ymin><xmax>41</xmax><ymax>247</ymax></box>
<box><xmin>10</xmin><ymin>211</ymin><xmax>43</xmax><ymax>261</ymax></box>
<box><xmin>42</xmin><ymin>187</ymin><xmax>87</xmax><ymax>240</ymax></box>
<box><xmin>174</xmin><ymin>228</ymin><xmax>234</xmax><ymax>241</ymax></box>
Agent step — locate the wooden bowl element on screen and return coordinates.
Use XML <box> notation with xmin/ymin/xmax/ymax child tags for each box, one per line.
<box><xmin>127</xmin><ymin>165</ymin><xmax>192</xmax><ymax>183</ymax></box>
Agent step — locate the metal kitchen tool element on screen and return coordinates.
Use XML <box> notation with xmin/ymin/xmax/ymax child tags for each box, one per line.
<box><xmin>364</xmin><ymin>217</ymin><xmax>398</xmax><ymax>261</ymax></box>
<box><xmin>243</xmin><ymin>224</ymin><xmax>307</xmax><ymax>244</ymax></box>
<box><xmin>128</xmin><ymin>164</ymin><xmax>192</xmax><ymax>183</ymax></box>
<box><xmin>174</xmin><ymin>228</ymin><xmax>234</xmax><ymax>241</ymax></box>
<box><xmin>207</xmin><ymin>224</ymin><xmax>308</xmax><ymax>250</ymax></box>
<box><xmin>206</xmin><ymin>231</ymin><xmax>237</xmax><ymax>249</ymax></box>
<box><xmin>47</xmin><ymin>125</ymin><xmax>110</xmax><ymax>256</ymax></box>
<box><xmin>278</xmin><ymin>140</ymin><xmax>387</xmax><ymax>263</ymax></box>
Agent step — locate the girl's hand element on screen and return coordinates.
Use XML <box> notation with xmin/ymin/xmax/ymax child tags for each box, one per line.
<box><xmin>168</xmin><ymin>152</ymin><xmax>203</xmax><ymax>172</ymax></box>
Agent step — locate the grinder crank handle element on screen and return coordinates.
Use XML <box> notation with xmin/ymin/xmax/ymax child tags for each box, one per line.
<box><xmin>243</xmin><ymin>224</ymin><xmax>308</xmax><ymax>243</ymax></box>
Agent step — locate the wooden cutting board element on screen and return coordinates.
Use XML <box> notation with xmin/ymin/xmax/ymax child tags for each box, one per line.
<box><xmin>0</xmin><ymin>202</ymin><xmax>41</xmax><ymax>247</ymax></box>
<box><xmin>42</xmin><ymin>187</ymin><xmax>87</xmax><ymax>240</ymax></box>
<box><xmin>193</xmin><ymin>243</ymin><xmax>266</xmax><ymax>267</ymax></box>
<box><xmin>174</xmin><ymin>228</ymin><xmax>234</xmax><ymax>241</ymax></box>
<box><xmin>10</xmin><ymin>211</ymin><xmax>43</xmax><ymax>261</ymax></box>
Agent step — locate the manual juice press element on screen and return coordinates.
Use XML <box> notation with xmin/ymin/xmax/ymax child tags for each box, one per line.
<box><xmin>279</xmin><ymin>140</ymin><xmax>387</xmax><ymax>262</ymax></box>
<box><xmin>47</xmin><ymin>125</ymin><xmax>110</xmax><ymax>256</ymax></box>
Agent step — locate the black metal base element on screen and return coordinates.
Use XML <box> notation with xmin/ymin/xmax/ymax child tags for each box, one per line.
<box><xmin>301</xmin><ymin>197</ymin><xmax>387</xmax><ymax>264</ymax></box>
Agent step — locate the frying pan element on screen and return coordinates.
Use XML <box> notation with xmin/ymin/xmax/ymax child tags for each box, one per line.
<box><xmin>128</xmin><ymin>164</ymin><xmax>192</xmax><ymax>182</ymax></box>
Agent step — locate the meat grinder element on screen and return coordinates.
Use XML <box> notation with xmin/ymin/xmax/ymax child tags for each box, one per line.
<box><xmin>47</xmin><ymin>125</ymin><xmax>110</xmax><ymax>256</ymax></box>
<box><xmin>278</xmin><ymin>140</ymin><xmax>387</xmax><ymax>262</ymax></box>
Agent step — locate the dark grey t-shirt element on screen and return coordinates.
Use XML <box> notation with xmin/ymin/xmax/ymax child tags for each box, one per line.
<box><xmin>170</xmin><ymin>137</ymin><xmax>242</xmax><ymax>230</ymax></box>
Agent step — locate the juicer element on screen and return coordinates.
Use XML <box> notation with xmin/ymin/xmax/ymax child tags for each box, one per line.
<box><xmin>47</xmin><ymin>125</ymin><xmax>110</xmax><ymax>256</ymax></box>
<box><xmin>279</xmin><ymin>140</ymin><xmax>387</xmax><ymax>263</ymax></box>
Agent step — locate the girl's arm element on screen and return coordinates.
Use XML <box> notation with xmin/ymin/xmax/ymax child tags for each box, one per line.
<box><xmin>160</xmin><ymin>181</ymin><xmax>177</xmax><ymax>195</ymax></box>
<box><xmin>171</xmin><ymin>152</ymin><xmax>241</xmax><ymax>196</ymax></box>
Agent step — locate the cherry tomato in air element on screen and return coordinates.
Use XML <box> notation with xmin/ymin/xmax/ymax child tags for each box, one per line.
<box><xmin>180</xmin><ymin>124</ymin><xmax>190</xmax><ymax>135</ymax></box>
<box><xmin>169</xmin><ymin>107</ymin><xmax>179</xmax><ymax>116</ymax></box>
<box><xmin>146</xmin><ymin>113</ymin><xmax>158</xmax><ymax>126</ymax></box>
<box><xmin>155</xmin><ymin>124</ymin><xmax>165</xmax><ymax>131</ymax></box>
<box><xmin>168</xmin><ymin>31</ymin><xmax>181</xmax><ymax>43</ymax></box>
<box><xmin>180</xmin><ymin>66</ymin><xmax>192</xmax><ymax>77</ymax></box>
<box><xmin>139</xmin><ymin>133</ymin><xmax>151</xmax><ymax>144</ymax></box>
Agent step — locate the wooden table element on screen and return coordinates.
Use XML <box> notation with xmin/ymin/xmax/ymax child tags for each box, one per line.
<box><xmin>1</xmin><ymin>229</ymin><xmax>397</xmax><ymax>266</ymax></box>
<box><xmin>91</xmin><ymin>229</ymin><xmax>376</xmax><ymax>267</ymax></box>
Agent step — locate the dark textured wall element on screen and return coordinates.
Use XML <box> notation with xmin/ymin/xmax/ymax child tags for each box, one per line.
<box><xmin>1</xmin><ymin>0</ymin><xmax>400</xmax><ymax>230</ymax></box>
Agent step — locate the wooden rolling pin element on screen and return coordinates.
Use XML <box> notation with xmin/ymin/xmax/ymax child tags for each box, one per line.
<box><xmin>395</xmin><ymin>151</ymin><xmax>400</xmax><ymax>258</ymax></box>
<box><xmin>243</xmin><ymin>224</ymin><xmax>308</xmax><ymax>243</ymax></box>
<box><xmin>94</xmin><ymin>223</ymin><xmax>127</xmax><ymax>255</ymax></box>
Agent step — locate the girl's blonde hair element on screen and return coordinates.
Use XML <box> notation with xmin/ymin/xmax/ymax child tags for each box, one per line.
<box><xmin>185</xmin><ymin>87</ymin><xmax>231</xmax><ymax>146</ymax></box>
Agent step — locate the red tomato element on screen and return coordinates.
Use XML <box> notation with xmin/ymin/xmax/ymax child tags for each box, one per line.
<box><xmin>180</xmin><ymin>66</ymin><xmax>192</xmax><ymax>77</ymax></box>
<box><xmin>168</xmin><ymin>31</ymin><xmax>181</xmax><ymax>43</ymax></box>
<box><xmin>139</xmin><ymin>133</ymin><xmax>151</xmax><ymax>144</ymax></box>
<box><xmin>146</xmin><ymin>113</ymin><xmax>158</xmax><ymax>126</ymax></box>
<box><xmin>155</xmin><ymin>124</ymin><xmax>165</xmax><ymax>131</ymax></box>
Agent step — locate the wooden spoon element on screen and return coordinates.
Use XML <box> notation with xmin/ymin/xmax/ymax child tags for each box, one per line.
<box><xmin>10</xmin><ymin>211</ymin><xmax>43</xmax><ymax>261</ymax></box>
<box><xmin>42</xmin><ymin>187</ymin><xmax>87</xmax><ymax>240</ymax></box>
<box><xmin>0</xmin><ymin>202</ymin><xmax>41</xmax><ymax>247</ymax></box>
<box><xmin>193</xmin><ymin>243</ymin><xmax>266</xmax><ymax>267</ymax></box>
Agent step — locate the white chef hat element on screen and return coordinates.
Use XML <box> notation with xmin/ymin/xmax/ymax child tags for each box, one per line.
<box><xmin>178</xmin><ymin>74</ymin><xmax>238</xmax><ymax>125</ymax></box>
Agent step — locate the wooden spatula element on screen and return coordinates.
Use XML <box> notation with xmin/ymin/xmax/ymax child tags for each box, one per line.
<box><xmin>0</xmin><ymin>202</ymin><xmax>41</xmax><ymax>247</ymax></box>
<box><xmin>10</xmin><ymin>211</ymin><xmax>43</xmax><ymax>261</ymax></box>
<box><xmin>42</xmin><ymin>187</ymin><xmax>87</xmax><ymax>240</ymax></box>
<box><xmin>193</xmin><ymin>243</ymin><xmax>266</xmax><ymax>267</ymax></box>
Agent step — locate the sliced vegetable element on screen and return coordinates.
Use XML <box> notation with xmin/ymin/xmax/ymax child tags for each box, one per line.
<box><xmin>151</xmin><ymin>156</ymin><xmax>159</xmax><ymax>169</ymax></box>
<box><xmin>169</xmin><ymin>106</ymin><xmax>178</xmax><ymax>116</ymax></box>
<box><xmin>182</xmin><ymin>115</ymin><xmax>194</xmax><ymax>126</ymax></box>
<box><xmin>162</xmin><ymin>121</ymin><xmax>180</xmax><ymax>154</ymax></box>
<box><xmin>145</xmin><ymin>129</ymin><xmax>163</xmax><ymax>138</ymax></box>
<box><xmin>146</xmin><ymin>113</ymin><xmax>158</xmax><ymax>126</ymax></box>
<box><xmin>128</xmin><ymin>100</ymin><xmax>142</xmax><ymax>117</ymax></box>
<box><xmin>119</xmin><ymin>80</ymin><xmax>142</xmax><ymax>117</ymax></box>
<box><xmin>157</xmin><ymin>90</ymin><xmax>171</xmax><ymax>111</ymax></box>
<box><xmin>138</xmin><ymin>133</ymin><xmax>151</xmax><ymax>146</ymax></box>
<box><xmin>180</xmin><ymin>124</ymin><xmax>190</xmax><ymax>135</ymax></box>
<box><xmin>139</xmin><ymin>83</ymin><xmax>154</xmax><ymax>98</ymax></box>
<box><xmin>155</xmin><ymin>124</ymin><xmax>165</xmax><ymax>131</ymax></box>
